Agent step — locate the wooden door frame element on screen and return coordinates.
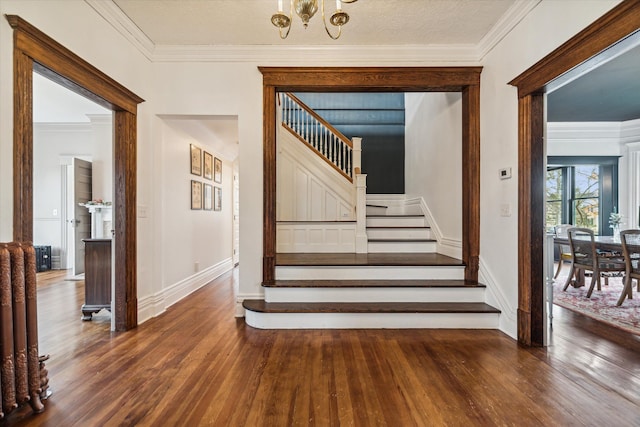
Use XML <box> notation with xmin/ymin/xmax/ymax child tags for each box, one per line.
<box><xmin>259</xmin><ymin>67</ymin><xmax>482</xmax><ymax>284</ymax></box>
<box><xmin>509</xmin><ymin>0</ymin><xmax>640</xmax><ymax>346</ymax></box>
<box><xmin>6</xmin><ymin>15</ymin><xmax>144</xmax><ymax>331</ymax></box>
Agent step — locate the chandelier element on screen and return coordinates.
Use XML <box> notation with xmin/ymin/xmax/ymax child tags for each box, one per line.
<box><xmin>271</xmin><ymin>0</ymin><xmax>359</xmax><ymax>40</ymax></box>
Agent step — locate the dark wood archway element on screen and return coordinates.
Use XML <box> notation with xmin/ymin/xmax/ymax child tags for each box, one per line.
<box><xmin>6</xmin><ymin>15</ymin><xmax>144</xmax><ymax>331</ymax></box>
<box><xmin>259</xmin><ymin>67</ymin><xmax>482</xmax><ymax>285</ymax></box>
<box><xmin>509</xmin><ymin>0</ymin><xmax>640</xmax><ymax>346</ymax></box>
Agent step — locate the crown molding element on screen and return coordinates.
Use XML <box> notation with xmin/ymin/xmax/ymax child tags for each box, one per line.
<box><xmin>85</xmin><ymin>0</ymin><xmax>155</xmax><ymax>61</ymax></box>
<box><xmin>86</xmin><ymin>0</ymin><xmax>538</xmax><ymax>64</ymax></box>
<box><xmin>475</xmin><ymin>0</ymin><xmax>542</xmax><ymax>61</ymax></box>
<box><xmin>152</xmin><ymin>44</ymin><xmax>479</xmax><ymax>64</ymax></box>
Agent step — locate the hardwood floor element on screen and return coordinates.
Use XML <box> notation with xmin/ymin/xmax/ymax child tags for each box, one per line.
<box><xmin>4</xmin><ymin>268</ymin><xmax>640</xmax><ymax>426</ymax></box>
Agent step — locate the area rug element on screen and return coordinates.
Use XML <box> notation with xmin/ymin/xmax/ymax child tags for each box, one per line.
<box><xmin>553</xmin><ymin>265</ymin><xmax>640</xmax><ymax>335</ymax></box>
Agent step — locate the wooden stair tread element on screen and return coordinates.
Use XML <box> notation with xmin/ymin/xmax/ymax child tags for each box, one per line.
<box><xmin>265</xmin><ymin>279</ymin><xmax>486</xmax><ymax>288</ymax></box>
<box><xmin>243</xmin><ymin>300</ymin><xmax>500</xmax><ymax>314</ymax></box>
<box><xmin>366</xmin><ymin>204</ymin><xmax>388</xmax><ymax>208</ymax></box>
<box><xmin>276</xmin><ymin>252</ymin><xmax>464</xmax><ymax>267</ymax></box>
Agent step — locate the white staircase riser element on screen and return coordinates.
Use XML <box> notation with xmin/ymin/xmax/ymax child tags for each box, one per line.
<box><xmin>275</xmin><ymin>266</ymin><xmax>464</xmax><ymax>280</ymax></box>
<box><xmin>366</xmin><ymin>206</ymin><xmax>388</xmax><ymax>216</ymax></box>
<box><xmin>265</xmin><ymin>287</ymin><xmax>486</xmax><ymax>303</ymax></box>
<box><xmin>367</xmin><ymin>228</ymin><xmax>431</xmax><ymax>240</ymax></box>
<box><xmin>245</xmin><ymin>311</ymin><xmax>500</xmax><ymax>329</ymax></box>
<box><xmin>366</xmin><ymin>217</ymin><xmax>426</xmax><ymax>227</ymax></box>
<box><xmin>367</xmin><ymin>241</ymin><xmax>437</xmax><ymax>253</ymax></box>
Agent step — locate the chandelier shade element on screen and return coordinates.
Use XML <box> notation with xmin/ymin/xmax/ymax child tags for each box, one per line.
<box><xmin>272</xmin><ymin>0</ymin><xmax>358</xmax><ymax>40</ymax></box>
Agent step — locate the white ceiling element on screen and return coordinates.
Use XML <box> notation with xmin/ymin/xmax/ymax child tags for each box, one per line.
<box><xmin>112</xmin><ymin>0</ymin><xmax>517</xmax><ymax>46</ymax></box>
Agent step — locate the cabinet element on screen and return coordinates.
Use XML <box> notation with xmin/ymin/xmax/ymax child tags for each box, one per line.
<box><xmin>81</xmin><ymin>239</ymin><xmax>112</xmax><ymax>321</ymax></box>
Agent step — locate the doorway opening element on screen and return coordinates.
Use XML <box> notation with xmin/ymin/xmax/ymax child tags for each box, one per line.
<box><xmin>7</xmin><ymin>15</ymin><xmax>143</xmax><ymax>331</ymax></box>
<box><xmin>509</xmin><ymin>1</ymin><xmax>640</xmax><ymax>346</ymax></box>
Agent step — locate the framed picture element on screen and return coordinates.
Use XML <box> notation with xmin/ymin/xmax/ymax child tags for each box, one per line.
<box><xmin>190</xmin><ymin>144</ymin><xmax>202</xmax><ymax>176</ymax></box>
<box><xmin>214</xmin><ymin>186</ymin><xmax>222</xmax><ymax>211</ymax></box>
<box><xmin>191</xmin><ymin>180</ymin><xmax>202</xmax><ymax>210</ymax></box>
<box><xmin>214</xmin><ymin>157</ymin><xmax>222</xmax><ymax>183</ymax></box>
<box><xmin>203</xmin><ymin>151</ymin><xmax>213</xmax><ymax>180</ymax></box>
<box><xmin>203</xmin><ymin>183</ymin><xmax>213</xmax><ymax>210</ymax></box>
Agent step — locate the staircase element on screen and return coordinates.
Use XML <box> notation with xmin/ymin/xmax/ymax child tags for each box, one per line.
<box><xmin>244</xmin><ymin>206</ymin><xmax>500</xmax><ymax>329</ymax></box>
<box><xmin>242</xmin><ymin>94</ymin><xmax>500</xmax><ymax>329</ymax></box>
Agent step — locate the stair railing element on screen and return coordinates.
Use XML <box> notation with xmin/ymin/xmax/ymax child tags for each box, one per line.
<box><xmin>280</xmin><ymin>93</ymin><xmax>354</xmax><ymax>182</ymax></box>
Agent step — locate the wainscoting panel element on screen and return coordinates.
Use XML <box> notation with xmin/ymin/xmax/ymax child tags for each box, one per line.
<box><xmin>277</xmin><ymin>127</ymin><xmax>354</xmax><ymax>222</ymax></box>
<box><xmin>277</xmin><ymin>222</ymin><xmax>356</xmax><ymax>253</ymax></box>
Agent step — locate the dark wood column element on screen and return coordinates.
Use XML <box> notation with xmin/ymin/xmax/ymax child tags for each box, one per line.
<box><xmin>263</xmin><ymin>87</ymin><xmax>277</xmax><ymax>285</ymax></box>
<box><xmin>12</xmin><ymin>49</ymin><xmax>33</xmax><ymax>243</ymax></box>
<box><xmin>516</xmin><ymin>94</ymin><xmax>545</xmax><ymax>347</ymax></box>
<box><xmin>462</xmin><ymin>84</ymin><xmax>480</xmax><ymax>282</ymax></box>
<box><xmin>114</xmin><ymin>110</ymin><xmax>138</xmax><ymax>331</ymax></box>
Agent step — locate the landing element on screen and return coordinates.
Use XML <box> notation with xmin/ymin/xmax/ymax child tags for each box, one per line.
<box><xmin>275</xmin><ymin>252</ymin><xmax>464</xmax><ymax>267</ymax></box>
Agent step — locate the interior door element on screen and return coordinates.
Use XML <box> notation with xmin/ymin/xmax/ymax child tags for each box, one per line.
<box><xmin>233</xmin><ymin>172</ymin><xmax>240</xmax><ymax>265</ymax></box>
<box><xmin>72</xmin><ymin>158</ymin><xmax>92</xmax><ymax>275</ymax></box>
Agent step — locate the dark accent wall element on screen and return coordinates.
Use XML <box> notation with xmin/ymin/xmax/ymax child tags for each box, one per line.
<box><xmin>294</xmin><ymin>93</ymin><xmax>405</xmax><ymax>194</ymax></box>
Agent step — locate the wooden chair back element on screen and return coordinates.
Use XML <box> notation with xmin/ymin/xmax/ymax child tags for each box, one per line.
<box><xmin>620</xmin><ymin>229</ymin><xmax>640</xmax><ymax>279</ymax></box>
<box><xmin>567</xmin><ymin>227</ymin><xmax>597</xmax><ymax>270</ymax></box>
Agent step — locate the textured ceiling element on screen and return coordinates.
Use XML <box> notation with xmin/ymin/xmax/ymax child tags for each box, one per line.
<box><xmin>112</xmin><ymin>0</ymin><xmax>516</xmax><ymax>46</ymax></box>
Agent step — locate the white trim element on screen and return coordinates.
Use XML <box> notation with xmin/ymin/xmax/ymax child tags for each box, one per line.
<box><xmin>265</xmin><ymin>286</ymin><xmax>486</xmax><ymax>303</ymax></box>
<box><xmin>235</xmin><ymin>293</ymin><xmax>264</xmax><ymax>318</ymax></box>
<box><xmin>476</xmin><ymin>0</ymin><xmax>543</xmax><ymax>61</ymax></box>
<box><xmin>85</xmin><ymin>0</ymin><xmax>156</xmax><ymax>61</ymax></box>
<box><xmin>275</xmin><ymin>265</ymin><xmax>464</xmax><ymax>280</ymax></box>
<box><xmin>86</xmin><ymin>0</ymin><xmax>540</xmax><ymax>64</ymax></box>
<box><xmin>137</xmin><ymin>257</ymin><xmax>234</xmax><ymax>323</ymax></box>
<box><xmin>245</xmin><ymin>311</ymin><xmax>500</xmax><ymax>330</ymax></box>
<box><xmin>478</xmin><ymin>256</ymin><xmax>517</xmax><ymax>339</ymax></box>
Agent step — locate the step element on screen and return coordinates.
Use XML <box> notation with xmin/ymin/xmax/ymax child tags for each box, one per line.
<box><xmin>367</xmin><ymin>239</ymin><xmax>437</xmax><ymax>253</ymax></box>
<box><xmin>243</xmin><ymin>300</ymin><xmax>501</xmax><ymax>329</ymax></box>
<box><xmin>366</xmin><ymin>226</ymin><xmax>432</xmax><ymax>240</ymax></box>
<box><xmin>366</xmin><ymin>215</ymin><xmax>426</xmax><ymax>228</ymax></box>
<box><xmin>264</xmin><ymin>279</ymin><xmax>486</xmax><ymax>303</ymax></box>
<box><xmin>276</xmin><ymin>265</ymin><xmax>464</xmax><ymax>280</ymax></box>
<box><xmin>366</xmin><ymin>204</ymin><xmax>388</xmax><ymax>216</ymax></box>
<box><xmin>275</xmin><ymin>252</ymin><xmax>465</xmax><ymax>280</ymax></box>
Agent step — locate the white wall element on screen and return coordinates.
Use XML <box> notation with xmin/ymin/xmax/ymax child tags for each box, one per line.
<box><xmin>479</xmin><ymin>0</ymin><xmax>620</xmax><ymax>336</ymax></box>
<box><xmin>158</xmin><ymin>119</ymin><xmax>233</xmax><ymax>288</ymax></box>
<box><xmin>405</xmin><ymin>93</ymin><xmax>462</xmax><ymax>256</ymax></box>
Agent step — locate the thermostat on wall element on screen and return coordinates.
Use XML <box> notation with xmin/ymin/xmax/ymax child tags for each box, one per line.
<box><xmin>499</xmin><ymin>167</ymin><xmax>512</xmax><ymax>180</ymax></box>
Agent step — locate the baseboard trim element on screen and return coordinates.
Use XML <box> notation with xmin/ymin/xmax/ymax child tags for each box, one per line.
<box><xmin>138</xmin><ymin>257</ymin><xmax>234</xmax><ymax>324</ymax></box>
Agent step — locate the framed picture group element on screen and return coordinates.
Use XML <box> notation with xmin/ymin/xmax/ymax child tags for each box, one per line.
<box><xmin>190</xmin><ymin>144</ymin><xmax>222</xmax><ymax>211</ymax></box>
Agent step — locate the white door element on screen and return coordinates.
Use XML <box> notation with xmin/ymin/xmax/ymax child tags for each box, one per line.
<box><xmin>233</xmin><ymin>172</ymin><xmax>240</xmax><ymax>265</ymax></box>
<box><xmin>72</xmin><ymin>158</ymin><xmax>92</xmax><ymax>275</ymax></box>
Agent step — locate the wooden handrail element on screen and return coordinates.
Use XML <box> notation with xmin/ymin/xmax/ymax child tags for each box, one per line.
<box><xmin>285</xmin><ymin>93</ymin><xmax>353</xmax><ymax>149</ymax></box>
<box><xmin>282</xmin><ymin>123</ymin><xmax>353</xmax><ymax>183</ymax></box>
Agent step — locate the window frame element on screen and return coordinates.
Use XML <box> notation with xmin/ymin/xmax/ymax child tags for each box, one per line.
<box><xmin>547</xmin><ymin>156</ymin><xmax>619</xmax><ymax>236</ymax></box>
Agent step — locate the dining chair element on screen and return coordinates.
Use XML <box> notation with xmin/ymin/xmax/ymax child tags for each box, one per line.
<box><xmin>616</xmin><ymin>229</ymin><xmax>640</xmax><ymax>306</ymax></box>
<box><xmin>553</xmin><ymin>224</ymin><xmax>573</xmax><ymax>279</ymax></box>
<box><xmin>563</xmin><ymin>227</ymin><xmax>626</xmax><ymax>298</ymax></box>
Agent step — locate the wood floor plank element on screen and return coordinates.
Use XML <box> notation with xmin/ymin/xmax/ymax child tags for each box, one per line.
<box><xmin>275</xmin><ymin>252</ymin><xmax>465</xmax><ymax>266</ymax></box>
<box><xmin>4</xmin><ymin>268</ymin><xmax>640</xmax><ymax>426</ymax></box>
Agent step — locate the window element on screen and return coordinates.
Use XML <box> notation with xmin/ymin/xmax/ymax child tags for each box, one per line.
<box><xmin>546</xmin><ymin>157</ymin><xmax>619</xmax><ymax>235</ymax></box>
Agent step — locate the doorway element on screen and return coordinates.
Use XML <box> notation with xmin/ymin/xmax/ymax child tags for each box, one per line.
<box><xmin>260</xmin><ymin>67</ymin><xmax>482</xmax><ymax>285</ymax></box>
<box><xmin>7</xmin><ymin>15</ymin><xmax>143</xmax><ymax>331</ymax></box>
<box><xmin>509</xmin><ymin>1</ymin><xmax>640</xmax><ymax>346</ymax></box>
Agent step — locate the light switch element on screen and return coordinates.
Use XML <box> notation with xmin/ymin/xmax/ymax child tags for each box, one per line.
<box><xmin>500</xmin><ymin>203</ymin><xmax>512</xmax><ymax>217</ymax></box>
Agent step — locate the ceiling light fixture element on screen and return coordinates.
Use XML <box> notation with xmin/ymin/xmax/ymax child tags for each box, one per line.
<box><xmin>271</xmin><ymin>0</ymin><xmax>358</xmax><ymax>40</ymax></box>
